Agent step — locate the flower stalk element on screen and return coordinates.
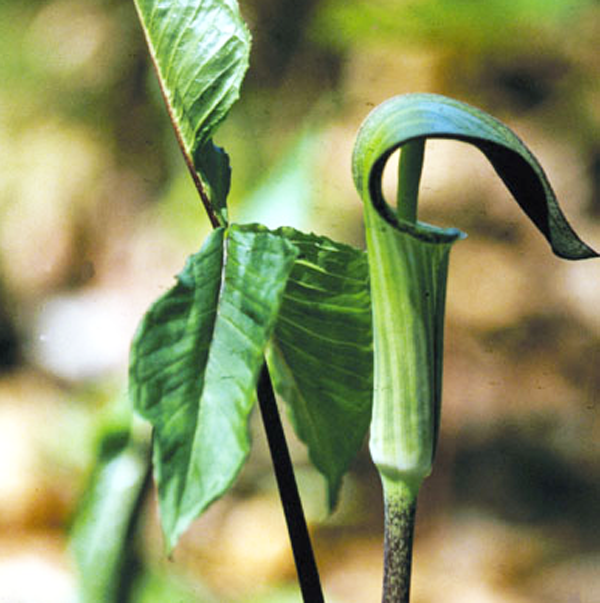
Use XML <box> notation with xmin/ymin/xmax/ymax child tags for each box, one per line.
<box><xmin>381</xmin><ymin>477</ymin><xmax>418</xmax><ymax>603</ymax></box>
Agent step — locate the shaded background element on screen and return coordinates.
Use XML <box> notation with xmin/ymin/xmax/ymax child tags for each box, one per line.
<box><xmin>1</xmin><ymin>0</ymin><xmax>599</xmax><ymax>601</ymax></box>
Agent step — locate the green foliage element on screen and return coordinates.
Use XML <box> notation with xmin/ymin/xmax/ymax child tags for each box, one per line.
<box><xmin>125</xmin><ymin>0</ymin><xmax>599</xmax><ymax>558</ymax></box>
<box><xmin>130</xmin><ymin>224</ymin><xmax>298</xmax><ymax>552</ymax></box>
<box><xmin>5</xmin><ymin>0</ymin><xmax>596</xmax><ymax>600</ymax></box>
<box><xmin>130</xmin><ymin>221</ymin><xmax>375</xmax><ymax>548</ymax></box>
<box><xmin>268</xmin><ymin>227</ymin><xmax>372</xmax><ymax>509</ymax></box>
<box><xmin>69</xmin><ymin>0</ymin><xmax>598</xmax><ymax>600</ymax></box>
<box><xmin>132</xmin><ymin>0</ymin><xmax>251</xmax><ymax>225</ymax></box>
<box><xmin>128</xmin><ymin>0</ymin><xmax>377</xmax><ymax>551</ymax></box>
<box><xmin>133</xmin><ymin>0</ymin><xmax>250</xmax><ymax>155</ymax></box>
<box><xmin>71</xmin><ymin>422</ymin><xmax>149</xmax><ymax>603</ymax></box>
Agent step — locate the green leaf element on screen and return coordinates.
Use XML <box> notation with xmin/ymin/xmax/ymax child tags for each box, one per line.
<box><xmin>268</xmin><ymin>227</ymin><xmax>373</xmax><ymax>509</ymax></box>
<box><xmin>133</xmin><ymin>0</ymin><xmax>251</xmax><ymax>223</ymax></box>
<box><xmin>71</xmin><ymin>427</ymin><xmax>149</xmax><ymax>603</ymax></box>
<box><xmin>195</xmin><ymin>140</ymin><xmax>232</xmax><ymax>226</ymax></box>
<box><xmin>130</xmin><ymin>225</ymin><xmax>298</xmax><ymax>552</ymax></box>
<box><xmin>352</xmin><ymin>93</ymin><xmax>597</xmax><ymax>259</ymax></box>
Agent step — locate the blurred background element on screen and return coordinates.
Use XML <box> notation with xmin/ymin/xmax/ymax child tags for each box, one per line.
<box><xmin>1</xmin><ymin>0</ymin><xmax>599</xmax><ymax>601</ymax></box>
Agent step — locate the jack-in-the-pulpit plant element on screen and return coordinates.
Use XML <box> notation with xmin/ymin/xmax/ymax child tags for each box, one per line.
<box><xmin>352</xmin><ymin>93</ymin><xmax>597</xmax><ymax>601</ymax></box>
<box><xmin>71</xmin><ymin>1</ymin><xmax>598</xmax><ymax>602</ymax></box>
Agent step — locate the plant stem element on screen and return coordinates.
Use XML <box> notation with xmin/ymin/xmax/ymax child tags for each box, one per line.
<box><xmin>397</xmin><ymin>139</ymin><xmax>425</xmax><ymax>223</ymax></box>
<box><xmin>381</xmin><ymin>477</ymin><xmax>418</xmax><ymax>603</ymax></box>
<box><xmin>257</xmin><ymin>364</ymin><xmax>325</xmax><ymax>603</ymax></box>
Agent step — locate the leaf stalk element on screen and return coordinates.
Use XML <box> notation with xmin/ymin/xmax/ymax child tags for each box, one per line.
<box><xmin>257</xmin><ymin>365</ymin><xmax>325</xmax><ymax>603</ymax></box>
